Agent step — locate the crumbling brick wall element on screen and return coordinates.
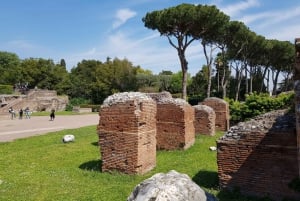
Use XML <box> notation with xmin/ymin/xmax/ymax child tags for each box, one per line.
<box><xmin>201</xmin><ymin>97</ymin><xmax>229</xmax><ymax>131</ymax></box>
<box><xmin>156</xmin><ymin>98</ymin><xmax>195</xmax><ymax>150</ymax></box>
<box><xmin>217</xmin><ymin>110</ymin><xmax>300</xmax><ymax>201</ymax></box>
<box><xmin>98</xmin><ymin>92</ymin><xmax>156</xmax><ymax>174</ymax></box>
<box><xmin>193</xmin><ymin>105</ymin><xmax>215</xmax><ymax>136</ymax></box>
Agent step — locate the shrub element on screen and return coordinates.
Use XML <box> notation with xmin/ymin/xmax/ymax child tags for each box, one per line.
<box><xmin>226</xmin><ymin>92</ymin><xmax>294</xmax><ymax>123</ymax></box>
<box><xmin>188</xmin><ymin>94</ymin><xmax>206</xmax><ymax>106</ymax></box>
<box><xmin>65</xmin><ymin>98</ymin><xmax>90</xmax><ymax>111</ymax></box>
<box><xmin>0</xmin><ymin>85</ymin><xmax>13</xmax><ymax>94</ymax></box>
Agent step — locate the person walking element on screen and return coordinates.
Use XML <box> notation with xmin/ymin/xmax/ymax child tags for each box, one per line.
<box><xmin>8</xmin><ymin>107</ymin><xmax>16</xmax><ymax>120</ymax></box>
<box><xmin>19</xmin><ymin>108</ymin><xmax>23</xmax><ymax>120</ymax></box>
<box><xmin>25</xmin><ymin>107</ymin><xmax>31</xmax><ymax>119</ymax></box>
<box><xmin>50</xmin><ymin>109</ymin><xmax>55</xmax><ymax>121</ymax></box>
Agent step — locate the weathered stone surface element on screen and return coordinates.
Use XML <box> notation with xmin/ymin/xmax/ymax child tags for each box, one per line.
<box><xmin>146</xmin><ymin>91</ymin><xmax>173</xmax><ymax>102</ymax></box>
<box><xmin>193</xmin><ymin>105</ymin><xmax>215</xmax><ymax>136</ymax></box>
<box><xmin>98</xmin><ymin>92</ymin><xmax>157</xmax><ymax>174</ymax></box>
<box><xmin>127</xmin><ymin>170</ymin><xmax>217</xmax><ymax>201</ymax></box>
<box><xmin>201</xmin><ymin>97</ymin><xmax>229</xmax><ymax>131</ymax></box>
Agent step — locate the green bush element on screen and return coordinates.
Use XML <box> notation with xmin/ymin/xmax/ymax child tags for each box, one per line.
<box><xmin>226</xmin><ymin>92</ymin><xmax>294</xmax><ymax>123</ymax></box>
<box><xmin>0</xmin><ymin>84</ymin><xmax>13</xmax><ymax>94</ymax></box>
<box><xmin>65</xmin><ymin>98</ymin><xmax>91</xmax><ymax>111</ymax></box>
<box><xmin>188</xmin><ymin>94</ymin><xmax>206</xmax><ymax>106</ymax></box>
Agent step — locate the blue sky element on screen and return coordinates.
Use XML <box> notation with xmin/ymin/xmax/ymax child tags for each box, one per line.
<box><xmin>1</xmin><ymin>0</ymin><xmax>299</xmax><ymax>76</ymax></box>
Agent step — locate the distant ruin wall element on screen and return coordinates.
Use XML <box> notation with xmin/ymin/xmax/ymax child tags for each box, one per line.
<box><xmin>217</xmin><ymin>110</ymin><xmax>300</xmax><ymax>201</ymax></box>
<box><xmin>0</xmin><ymin>89</ymin><xmax>68</xmax><ymax>113</ymax></box>
<box><xmin>201</xmin><ymin>97</ymin><xmax>229</xmax><ymax>131</ymax></box>
<box><xmin>156</xmin><ymin>98</ymin><xmax>195</xmax><ymax>150</ymax></box>
<box><xmin>98</xmin><ymin>92</ymin><xmax>157</xmax><ymax>174</ymax></box>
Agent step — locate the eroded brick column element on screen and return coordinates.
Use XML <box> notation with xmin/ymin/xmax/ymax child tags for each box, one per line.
<box><xmin>201</xmin><ymin>97</ymin><xmax>229</xmax><ymax>131</ymax></box>
<box><xmin>156</xmin><ymin>98</ymin><xmax>195</xmax><ymax>150</ymax></box>
<box><xmin>98</xmin><ymin>92</ymin><xmax>156</xmax><ymax>174</ymax></box>
<box><xmin>193</xmin><ymin>105</ymin><xmax>215</xmax><ymax>136</ymax></box>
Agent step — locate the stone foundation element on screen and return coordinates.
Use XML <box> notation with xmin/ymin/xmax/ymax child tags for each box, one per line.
<box><xmin>156</xmin><ymin>98</ymin><xmax>195</xmax><ymax>150</ymax></box>
<box><xmin>217</xmin><ymin>110</ymin><xmax>300</xmax><ymax>201</ymax></box>
<box><xmin>193</xmin><ymin>105</ymin><xmax>215</xmax><ymax>136</ymax></box>
<box><xmin>201</xmin><ymin>97</ymin><xmax>229</xmax><ymax>131</ymax></box>
<box><xmin>98</xmin><ymin>92</ymin><xmax>156</xmax><ymax>174</ymax></box>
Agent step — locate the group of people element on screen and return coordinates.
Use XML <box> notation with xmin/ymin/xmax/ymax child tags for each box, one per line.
<box><xmin>8</xmin><ymin>107</ymin><xmax>56</xmax><ymax>121</ymax></box>
<box><xmin>8</xmin><ymin>107</ymin><xmax>31</xmax><ymax>120</ymax></box>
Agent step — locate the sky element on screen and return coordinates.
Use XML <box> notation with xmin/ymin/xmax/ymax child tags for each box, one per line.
<box><xmin>0</xmin><ymin>0</ymin><xmax>299</xmax><ymax>76</ymax></box>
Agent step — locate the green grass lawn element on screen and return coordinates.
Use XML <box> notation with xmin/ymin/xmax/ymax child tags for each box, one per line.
<box><xmin>31</xmin><ymin>111</ymin><xmax>95</xmax><ymax>116</ymax></box>
<box><xmin>0</xmin><ymin>127</ymin><xmax>267</xmax><ymax>201</ymax></box>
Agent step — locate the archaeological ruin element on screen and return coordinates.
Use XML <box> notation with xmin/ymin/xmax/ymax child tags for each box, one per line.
<box><xmin>0</xmin><ymin>89</ymin><xmax>68</xmax><ymax>115</ymax></box>
<box><xmin>201</xmin><ymin>97</ymin><xmax>229</xmax><ymax>132</ymax></box>
<box><xmin>217</xmin><ymin>38</ymin><xmax>300</xmax><ymax>201</ymax></box>
<box><xmin>98</xmin><ymin>92</ymin><xmax>157</xmax><ymax>174</ymax></box>
<box><xmin>155</xmin><ymin>97</ymin><xmax>195</xmax><ymax>150</ymax></box>
<box><xmin>193</xmin><ymin>104</ymin><xmax>215</xmax><ymax>136</ymax></box>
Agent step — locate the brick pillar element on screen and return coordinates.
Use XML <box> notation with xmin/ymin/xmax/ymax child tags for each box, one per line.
<box><xmin>193</xmin><ymin>105</ymin><xmax>215</xmax><ymax>136</ymax></box>
<box><xmin>201</xmin><ymin>97</ymin><xmax>229</xmax><ymax>131</ymax></box>
<box><xmin>156</xmin><ymin>98</ymin><xmax>195</xmax><ymax>150</ymax></box>
<box><xmin>98</xmin><ymin>92</ymin><xmax>156</xmax><ymax>174</ymax></box>
<box><xmin>295</xmin><ymin>38</ymin><xmax>300</xmax><ymax>177</ymax></box>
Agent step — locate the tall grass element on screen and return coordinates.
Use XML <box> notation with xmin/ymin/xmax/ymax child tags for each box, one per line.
<box><xmin>0</xmin><ymin>126</ymin><xmax>266</xmax><ymax>201</ymax></box>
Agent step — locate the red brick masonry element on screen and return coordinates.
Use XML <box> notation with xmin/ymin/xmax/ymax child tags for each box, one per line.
<box><xmin>98</xmin><ymin>92</ymin><xmax>156</xmax><ymax>174</ymax></box>
<box><xmin>156</xmin><ymin>98</ymin><xmax>195</xmax><ymax>150</ymax></box>
<box><xmin>193</xmin><ymin>104</ymin><xmax>215</xmax><ymax>136</ymax></box>
<box><xmin>201</xmin><ymin>97</ymin><xmax>229</xmax><ymax>131</ymax></box>
<box><xmin>217</xmin><ymin>110</ymin><xmax>300</xmax><ymax>201</ymax></box>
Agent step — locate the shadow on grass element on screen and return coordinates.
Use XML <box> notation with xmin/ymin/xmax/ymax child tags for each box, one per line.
<box><xmin>91</xmin><ymin>141</ymin><xmax>98</xmax><ymax>146</ymax></box>
<box><xmin>192</xmin><ymin>171</ymin><xmax>270</xmax><ymax>201</ymax></box>
<box><xmin>192</xmin><ymin>170</ymin><xmax>219</xmax><ymax>189</ymax></box>
<box><xmin>79</xmin><ymin>160</ymin><xmax>102</xmax><ymax>172</ymax></box>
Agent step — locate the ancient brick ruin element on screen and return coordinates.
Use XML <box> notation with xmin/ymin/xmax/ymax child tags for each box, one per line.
<box><xmin>155</xmin><ymin>98</ymin><xmax>195</xmax><ymax>150</ymax></box>
<box><xmin>217</xmin><ymin>39</ymin><xmax>300</xmax><ymax>201</ymax></box>
<box><xmin>0</xmin><ymin>89</ymin><xmax>68</xmax><ymax>115</ymax></box>
<box><xmin>98</xmin><ymin>92</ymin><xmax>157</xmax><ymax>174</ymax></box>
<box><xmin>193</xmin><ymin>105</ymin><xmax>215</xmax><ymax>136</ymax></box>
<box><xmin>201</xmin><ymin>97</ymin><xmax>229</xmax><ymax>131</ymax></box>
<box><xmin>217</xmin><ymin>110</ymin><xmax>299</xmax><ymax>201</ymax></box>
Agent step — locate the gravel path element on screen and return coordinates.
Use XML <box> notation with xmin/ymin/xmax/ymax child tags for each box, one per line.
<box><xmin>0</xmin><ymin>114</ymin><xmax>99</xmax><ymax>142</ymax></box>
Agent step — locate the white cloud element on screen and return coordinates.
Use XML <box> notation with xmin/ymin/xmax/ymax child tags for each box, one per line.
<box><xmin>5</xmin><ymin>40</ymin><xmax>37</xmax><ymax>50</ymax></box>
<box><xmin>65</xmin><ymin>31</ymin><xmax>204</xmax><ymax>75</ymax></box>
<box><xmin>112</xmin><ymin>8</ymin><xmax>137</xmax><ymax>29</ymax></box>
<box><xmin>221</xmin><ymin>0</ymin><xmax>260</xmax><ymax>17</ymax></box>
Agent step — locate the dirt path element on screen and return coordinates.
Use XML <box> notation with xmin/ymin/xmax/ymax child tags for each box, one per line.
<box><xmin>0</xmin><ymin>114</ymin><xmax>99</xmax><ymax>142</ymax></box>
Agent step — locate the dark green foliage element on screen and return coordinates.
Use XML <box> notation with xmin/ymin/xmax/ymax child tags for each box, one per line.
<box><xmin>288</xmin><ymin>177</ymin><xmax>300</xmax><ymax>192</ymax></box>
<box><xmin>0</xmin><ymin>84</ymin><xmax>13</xmax><ymax>94</ymax></box>
<box><xmin>226</xmin><ymin>92</ymin><xmax>294</xmax><ymax>123</ymax></box>
<box><xmin>65</xmin><ymin>98</ymin><xmax>90</xmax><ymax>111</ymax></box>
<box><xmin>188</xmin><ymin>94</ymin><xmax>206</xmax><ymax>105</ymax></box>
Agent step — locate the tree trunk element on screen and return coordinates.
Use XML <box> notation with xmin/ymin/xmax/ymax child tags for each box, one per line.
<box><xmin>202</xmin><ymin>41</ymin><xmax>215</xmax><ymax>98</ymax></box>
<box><xmin>272</xmin><ymin>69</ymin><xmax>280</xmax><ymax>95</ymax></box>
<box><xmin>235</xmin><ymin>70</ymin><xmax>242</xmax><ymax>101</ymax></box>
<box><xmin>244</xmin><ymin>65</ymin><xmax>248</xmax><ymax>95</ymax></box>
<box><xmin>221</xmin><ymin>65</ymin><xmax>228</xmax><ymax>98</ymax></box>
<box><xmin>260</xmin><ymin>66</ymin><xmax>269</xmax><ymax>93</ymax></box>
<box><xmin>178</xmin><ymin>51</ymin><xmax>188</xmax><ymax>100</ymax></box>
